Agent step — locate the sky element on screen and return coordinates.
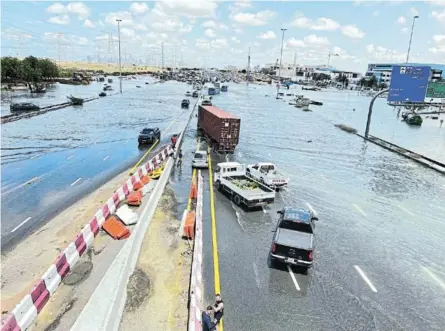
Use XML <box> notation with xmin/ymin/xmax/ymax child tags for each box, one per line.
<box><xmin>1</xmin><ymin>0</ymin><xmax>444</xmax><ymax>73</ymax></box>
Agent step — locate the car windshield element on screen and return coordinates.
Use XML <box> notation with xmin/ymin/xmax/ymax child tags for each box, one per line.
<box><xmin>279</xmin><ymin>220</ymin><xmax>313</xmax><ymax>234</ymax></box>
<box><xmin>194</xmin><ymin>153</ymin><xmax>204</xmax><ymax>159</ymax></box>
<box><xmin>142</xmin><ymin>129</ymin><xmax>153</xmax><ymax>134</ymax></box>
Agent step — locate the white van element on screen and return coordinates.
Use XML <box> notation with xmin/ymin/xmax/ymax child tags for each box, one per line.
<box><xmin>192</xmin><ymin>150</ymin><xmax>208</xmax><ymax>169</ymax></box>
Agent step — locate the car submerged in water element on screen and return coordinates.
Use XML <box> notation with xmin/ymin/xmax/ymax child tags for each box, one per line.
<box><xmin>192</xmin><ymin>150</ymin><xmax>208</xmax><ymax>169</ymax></box>
<box><xmin>138</xmin><ymin>127</ymin><xmax>161</xmax><ymax>145</ymax></box>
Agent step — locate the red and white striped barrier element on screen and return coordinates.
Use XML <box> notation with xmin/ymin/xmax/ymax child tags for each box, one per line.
<box><xmin>188</xmin><ymin>171</ymin><xmax>204</xmax><ymax>331</ymax></box>
<box><xmin>1</xmin><ymin>144</ymin><xmax>174</xmax><ymax>331</ymax></box>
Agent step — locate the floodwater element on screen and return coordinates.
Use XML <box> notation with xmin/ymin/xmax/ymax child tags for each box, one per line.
<box><xmin>1</xmin><ymin>77</ymin><xmax>192</xmax><ymax>250</ymax></box>
<box><xmin>198</xmin><ymin>83</ymin><xmax>445</xmax><ymax>331</ymax></box>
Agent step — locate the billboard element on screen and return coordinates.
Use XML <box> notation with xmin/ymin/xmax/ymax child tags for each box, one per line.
<box><xmin>388</xmin><ymin>65</ymin><xmax>430</xmax><ymax>103</ymax></box>
<box><xmin>425</xmin><ymin>81</ymin><xmax>445</xmax><ymax>104</ymax></box>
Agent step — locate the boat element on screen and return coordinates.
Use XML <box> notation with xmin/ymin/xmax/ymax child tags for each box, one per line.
<box><xmin>136</xmin><ymin>85</ymin><xmax>141</xmax><ymax>88</ymax></box>
<box><xmin>310</xmin><ymin>100</ymin><xmax>323</xmax><ymax>106</ymax></box>
<box><xmin>108</xmin><ymin>78</ymin><xmax>113</xmax><ymax>83</ymax></box>
<box><xmin>10</xmin><ymin>102</ymin><xmax>40</xmax><ymax>112</ymax></box>
<box><xmin>302</xmin><ymin>86</ymin><xmax>321</xmax><ymax>91</ymax></box>
<box><xmin>67</xmin><ymin>95</ymin><xmax>84</xmax><ymax>105</ymax></box>
<box><xmin>405</xmin><ymin>114</ymin><xmax>423</xmax><ymax>126</ymax></box>
<box><xmin>192</xmin><ymin>91</ymin><xmax>199</xmax><ymax>98</ymax></box>
<box><xmin>221</xmin><ymin>85</ymin><xmax>228</xmax><ymax>92</ymax></box>
<box><xmin>99</xmin><ymin>92</ymin><xmax>106</xmax><ymax>97</ymax></box>
<box><xmin>103</xmin><ymin>85</ymin><xmax>113</xmax><ymax>91</ymax></box>
<box><xmin>30</xmin><ymin>84</ymin><xmax>47</xmax><ymax>93</ymax></box>
<box><xmin>185</xmin><ymin>91</ymin><xmax>192</xmax><ymax>97</ymax></box>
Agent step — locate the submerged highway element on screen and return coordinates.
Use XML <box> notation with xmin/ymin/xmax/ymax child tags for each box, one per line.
<box><xmin>1</xmin><ymin>78</ymin><xmax>191</xmax><ymax>250</ymax></box>
<box><xmin>197</xmin><ymin>84</ymin><xmax>445</xmax><ymax>331</ymax></box>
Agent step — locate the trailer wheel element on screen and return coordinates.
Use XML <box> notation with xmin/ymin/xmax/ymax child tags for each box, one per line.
<box><xmin>233</xmin><ymin>194</ymin><xmax>241</xmax><ymax>206</ymax></box>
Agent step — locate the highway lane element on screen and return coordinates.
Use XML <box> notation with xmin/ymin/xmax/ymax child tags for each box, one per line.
<box><xmin>1</xmin><ymin>80</ymin><xmax>194</xmax><ymax>251</ymax></box>
<box><xmin>202</xmin><ymin>84</ymin><xmax>445</xmax><ymax>331</ymax></box>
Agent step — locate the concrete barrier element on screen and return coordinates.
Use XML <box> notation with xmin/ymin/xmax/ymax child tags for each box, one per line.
<box><xmin>1</xmin><ymin>145</ymin><xmax>173</xmax><ymax>331</ymax></box>
<box><xmin>188</xmin><ymin>171</ymin><xmax>204</xmax><ymax>331</ymax></box>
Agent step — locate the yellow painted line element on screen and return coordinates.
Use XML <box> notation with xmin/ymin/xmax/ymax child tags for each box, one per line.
<box><xmin>208</xmin><ymin>147</ymin><xmax>224</xmax><ymax>331</ymax></box>
<box><xmin>128</xmin><ymin>114</ymin><xmax>181</xmax><ymax>176</ymax></box>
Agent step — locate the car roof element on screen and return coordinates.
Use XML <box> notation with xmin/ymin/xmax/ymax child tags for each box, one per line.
<box><xmin>194</xmin><ymin>150</ymin><xmax>207</xmax><ymax>155</ymax></box>
<box><xmin>217</xmin><ymin>162</ymin><xmax>242</xmax><ymax>167</ymax></box>
<box><xmin>282</xmin><ymin>208</ymin><xmax>312</xmax><ymax>223</ymax></box>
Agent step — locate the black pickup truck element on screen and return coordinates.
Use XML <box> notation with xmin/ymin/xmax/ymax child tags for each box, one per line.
<box><xmin>138</xmin><ymin>127</ymin><xmax>161</xmax><ymax>145</ymax></box>
<box><xmin>269</xmin><ymin>207</ymin><xmax>317</xmax><ymax>273</ymax></box>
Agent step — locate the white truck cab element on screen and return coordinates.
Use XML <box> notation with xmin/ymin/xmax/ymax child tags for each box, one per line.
<box><xmin>246</xmin><ymin>162</ymin><xmax>289</xmax><ymax>190</ymax></box>
<box><xmin>214</xmin><ymin>162</ymin><xmax>245</xmax><ymax>180</ymax></box>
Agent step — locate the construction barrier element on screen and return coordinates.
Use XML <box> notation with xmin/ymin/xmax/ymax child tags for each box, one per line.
<box><xmin>183</xmin><ymin>211</ymin><xmax>196</xmax><ymax>239</ymax></box>
<box><xmin>103</xmin><ymin>216</ymin><xmax>130</xmax><ymax>240</ymax></box>
<box><xmin>188</xmin><ymin>171</ymin><xmax>204</xmax><ymax>331</ymax></box>
<box><xmin>127</xmin><ymin>191</ymin><xmax>143</xmax><ymax>206</ymax></box>
<box><xmin>1</xmin><ymin>144</ymin><xmax>174</xmax><ymax>331</ymax></box>
<box><xmin>116</xmin><ymin>205</ymin><xmax>139</xmax><ymax>226</ymax></box>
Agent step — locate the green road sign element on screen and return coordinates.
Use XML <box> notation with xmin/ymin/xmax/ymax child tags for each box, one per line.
<box><xmin>425</xmin><ymin>81</ymin><xmax>445</xmax><ymax>101</ymax></box>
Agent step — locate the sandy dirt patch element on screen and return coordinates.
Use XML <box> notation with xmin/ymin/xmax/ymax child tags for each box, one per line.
<box><xmin>1</xmin><ymin>168</ymin><xmax>130</xmax><ymax>317</ymax></box>
<box><xmin>119</xmin><ymin>186</ymin><xmax>192</xmax><ymax>331</ymax></box>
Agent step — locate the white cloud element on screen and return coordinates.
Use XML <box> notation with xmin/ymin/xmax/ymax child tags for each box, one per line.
<box><xmin>257</xmin><ymin>31</ymin><xmax>276</xmax><ymax>39</ymax></box>
<box><xmin>47</xmin><ymin>3</ymin><xmax>66</xmax><ymax>14</ymax></box>
<box><xmin>304</xmin><ymin>34</ymin><xmax>330</xmax><ymax>46</ymax></box>
<box><xmin>204</xmin><ymin>28</ymin><xmax>216</xmax><ymax>37</ymax></box>
<box><xmin>155</xmin><ymin>0</ymin><xmax>217</xmax><ymax>18</ymax></box>
<box><xmin>234</xmin><ymin>28</ymin><xmax>243</xmax><ymax>34</ymax></box>
<box><xmin>430</xmin><ymin>34</ymin><xmax>445</xmax><ymax>53</ymax></box>
<box><xmin>231</xmin><ymin>36</ymin><xmax>240</xmax><ymax>43</ymax></box>
<box><xmin>291</xmin><ymin>13</ymin><xmax>340</xmax><ymax>31</ymax></box>
<box><xmin>202</xmin><ymin>20</ymin><xmax>217</xmax><ymax>28</ymax></box>
<box><xmin>341</xmin><ymin>25</ymin><xmax>365</xmax><ymax>39</ymax></box>
<box><xmin>83</xmin><ymin>19</ymin><xmax>95</xmax><ymax>28</ymax></box>
<box><xmin>397</xmin><ymin>16</ymin><xmax>406</xmax><ymax>24</ymax></box>
<box><xmin>134</xmin><ymin>23</ymin><xmax>148</xmax><ymax>31</ymax></box>
<box><xmin>1</xmin><ymin>28</ymin><xmax>33</xmax><ymax>41</ymax></box>
<box><xmin>105</xmin><ymin>11</ymin><xmax>133</xmax><ymax>27</ymax></box>
<box><xmin>433</xmin><ymin>34</ymin><xmax>445</xmax><ymax>45</ymax></box>
<box><xmin>219</xmin><ymin>24</ymin><xmax>229</xmax><ymax>30</ymax></box>
<box><xmin>231</xmin><ymin>10</ymin><xmax>276</xmax><ymax>26</ymax></box>
<box><xmin>432</xmin><ymin>9</ymin><xmax>445</xmax><ymax>23</ymax></box>
<box><xmin>233</xmin><ymin>0</ymin><xmax>252</xmax><ymax>8</ymax></box>
<box><xmin>196</xmin><ymin>38</ymin><xmax>228</xmax><ymax>50</ymax></box>
<box><xmin>129</xmin><ymin>2</ymin><xmax>149</xmax><ymax>14</ymax></box>
<box><xmin>66</xmin><ymin>2</ymin><xmax>90</xmax><ymax>19</ymax></box>
<box><xmin>365</xmin><ymin>43</ymin><xmax>406</xmax><ymax>62</ymax></box>
<box><xmin>430</xmin><ymin>0</ymin><xmax>445</xmax><ymax>6</ymax></box>
<box><xmin>48</xmin><ymin>15</ymin><xmax>70</xmax><ymax>25</ymax></box>
<box><xmin>121</xmin><ymin>28</ymin><xmax>136</xmax><ymax>37</ymax></box>
<box><xmin>151</xmin><ymin>19</ymin><xmax>192</xmax><ymax>34</ymax></box>
<box><xmin>401</xmin><ymin>27</ymin><xmax>409</xmax><ymax>34</ymax></box>
<box><xmin>409</xmin><ymin>7</ymin><xmax>419</xmax><ymax>16</ymax></box>
<box><xmin>44</xmin><ymin>32</ymin><xmax>89</xmax><ymax>45</ymax></box>
<box><xmin>179</xmin><ymin>24</ymin><xmax>193</xmax><ymax>33</ymax></box>
<box><xmin>286</xmin><ymin>37</ymin><xmax>305</xmax><ymax>48</ymax></box>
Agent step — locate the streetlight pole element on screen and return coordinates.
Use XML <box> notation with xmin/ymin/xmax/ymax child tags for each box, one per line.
<box><xmin>247</xmin><ymin>46</ymin><xmax>251</xmax><ymax>81</ymax></box>
<box><xmin>116</xmin><ymin>19</ymin><xmax>122</xmax><ymax>93</ymax></box>
<box><xmin>327</xmin><ymin>53</ymin><xmax>339</xmax><ymax>67</ymax></box>
<box><xmin>161</xmin><ymin>42</ymin><xmax>164</xmax><ymax>72</ymax></box>
<box><xmin>406</xmin><ymin>15</ymin><xmax>419</xmax><ymax>63</ymax></box>
<box><xmin>276</xmin><ymin>28</ymin><xmax>287</xmax><ymax>99</ymax></box>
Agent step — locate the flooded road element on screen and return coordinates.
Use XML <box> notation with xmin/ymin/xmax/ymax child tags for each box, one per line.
<box><xmin>1</xmin><ymin>78</ymin><xmax>192</xmax><ymax>250</ymax></box>
<box><xmin>200</xmin><ymin>84</ymin><xmax>445</xmax><ymax>331</ymax></box>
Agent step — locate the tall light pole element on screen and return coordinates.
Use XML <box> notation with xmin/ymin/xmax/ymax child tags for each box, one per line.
<box><xmin>406</xmin><ymin>15</ymin><xmax>419</xmax><ymax>63</ymax></box>
<box><xmin>116</xmin><ymin>19</ymin><xmax>122</xmax><ymax>93</ymax></box>
<box><xmin>247</xmin><ymin>46</ymin><xmax>251</xmax><ymax>81</ymax></box>
<box><xmin>161</xmin><ymin>42</ymin><xmax>164</xmax><ymax>72</ymax></box>
<box><xmin>276</xmin><ymin>28</ymin><xmax>287</xmax><ymax>99</ymax></box>
<box><xmin>327</xmin><ymin>53</ymin><xmax>339</xmax><ymax>67</ymax></box>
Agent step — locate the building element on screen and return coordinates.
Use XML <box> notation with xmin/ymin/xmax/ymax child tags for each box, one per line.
<box><xmin>365</xmin><ymin>63</ymin><xmax>445</xmax><ymax>84</ymax></box>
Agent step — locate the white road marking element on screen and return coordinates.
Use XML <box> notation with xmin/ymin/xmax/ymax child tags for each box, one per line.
<box><xmin>124</xmin><ymin>140</ymin><xmax>129</xmax><ymax>144</ymax></box>
<box><xmin>352</xmin><ymin>204</ymin><xmax>367</xmax><ymax>217</ymax></box>
<box><xmin>305</xmin><ymin>202</ymin><xmax>317</xmax><ymax>215</ymax></box>
<box><xmin>396</xmin><ymin>204</ymin><xmax>414</xmax><ymax>216</ymax></box>
<box><xmin>422</xmin><ymin>267</ymin><xmax>445</xmax><ymax>292</ymax></box>
<box><xmin>252</xmin><ymin>262</ymin><xmax>261</xmax><ymax>288</ymax></box>
<box><xmin>103</xmin><ymin>156</ymin><xmax>110</xmax><ymax>161</ymax></box>
<box><xmin>70</xmin><ymin>177</ymin><xmax>82</xmax><ymax>186</ymax></box>
<box><xmin>67</xmin><ymin>154</ymin><xmax>75</xmax><ymax>160</ymax></box>
<box><xmin>1</xmin><ymin>177</ymin><xmax>40</xmax><ymax>196</ymax></box>
<box><xmin>30</xmin><ymin>154</ymin><xmax>40</xmax><ymax>159</ymax></box>
<box><xmin>354</xmin><ymin>265</ymin><xmax>378</xmax><ymax>293</ymax></box>
<box><xmin>287</xmin><ymin>265</ymin><xmax>301</xmax><ymax>291</ymax></box>
<box><xmin>11</xmin><ymin>217</ymin><xmax>32</xmax><ymax>233</ymax></box>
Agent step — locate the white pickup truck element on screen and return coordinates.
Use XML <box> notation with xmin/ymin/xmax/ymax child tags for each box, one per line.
<box><xmin>246</xmin><ymin>163</ymin><xmax>289</xmax><ymax>190</ymax></box>
<box><xmin>214</xmin><ymin>162</ymin><xmax>276</xmax><ymax>209</ymax></box>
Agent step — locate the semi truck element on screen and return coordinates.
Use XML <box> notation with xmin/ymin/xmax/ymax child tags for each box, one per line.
<box><xmin>197</xmin><ymin>105</ymin><xmax>241</xmax><ymax>154</ymax></box>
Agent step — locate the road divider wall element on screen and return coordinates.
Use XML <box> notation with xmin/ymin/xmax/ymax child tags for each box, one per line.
<box><xmin>188</xmin><ymin>171</ymin><xmax>204</xmax><ymax>331</ymax></box>
<box><xmin>1</xmin><ymin>144</ymin><xmax>173</xmax><ymax>331</ymax></box>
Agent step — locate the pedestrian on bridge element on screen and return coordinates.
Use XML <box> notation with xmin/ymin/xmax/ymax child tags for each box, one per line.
<box><xmin>202</xmin><ymin>305</ymin><xmax>216</xmax><ymax>331</ymax></box>
<box><xmin>213</xmin><ymin>294</ymin><xmax>224</xmax><ymax>329</ymax></box>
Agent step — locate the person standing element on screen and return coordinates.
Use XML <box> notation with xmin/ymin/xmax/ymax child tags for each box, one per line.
<box><xmin>202</xmin><ymin>306</ymin><xmax>216</xmax><ymax>331</ymax></box>
<box><xmin>177</xmin><ymin>149</ymin><xmax>183</xmax><ymax>167</ymax></box>
<box><xmin>213</xmin><ymin>294</ymin><xmax>224</xmax><ymax>328</ymax></box>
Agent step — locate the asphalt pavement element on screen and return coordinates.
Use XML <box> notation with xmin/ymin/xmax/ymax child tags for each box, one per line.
<box><xmin>201</xmin><ymin>84</ymin><xmax>445</xmax><ymax>331</ymax></box>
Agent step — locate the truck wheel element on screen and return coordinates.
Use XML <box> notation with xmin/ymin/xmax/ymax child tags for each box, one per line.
<box><xmin>215</xmin><ymin>180</ymin><xmax>221</xmax><ymax>190</ymax></box>
<box><xmin>233</xmin><ymin>194</ymin><xmax>241</xmax><ymax>206</ymax></box>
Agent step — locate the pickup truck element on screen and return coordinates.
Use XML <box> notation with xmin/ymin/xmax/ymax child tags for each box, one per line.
<box><xmin>246</xmin><ymin>163</ymin><xmax>289</xmax><ymax>190</ymax></box>
<box><xmin>269</xmin><ymin>207</ymin><xmax>317</xmax><ymax>273</ymax></box>
<box><xmin>138</xmin><ymin>127</ymin><xmax>161</xmax><ymax>145</ymax></box>
<box><xmin>213</xmin><ymin>162</ymin><xmax>275</xmax><ymax>209</ymax></box>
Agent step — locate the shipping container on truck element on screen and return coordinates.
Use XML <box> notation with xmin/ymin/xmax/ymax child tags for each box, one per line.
<box><xmin>197</xmin><ymin>105</ymin><xmax>241</xmax><ymax>154</ymax></box>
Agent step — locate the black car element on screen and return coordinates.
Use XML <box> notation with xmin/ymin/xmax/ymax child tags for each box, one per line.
<box><xmin>181</xmin><ymin>99</ymin><xmax>190</xmax><ymax>108</ymax></box>
<box><xmin>269</xmin><ymin>207</ymin><xmax>317</xmax><ymax>273</ymax></box>
<box><xmin>192</xmin><ymin>91</ymin><xmax>199</xmax><ymax>98</ymax></box>
<box><xmin>138</xmin><ymin>127</ymin><xmax>161</xmax><ymax>145</ymax></box>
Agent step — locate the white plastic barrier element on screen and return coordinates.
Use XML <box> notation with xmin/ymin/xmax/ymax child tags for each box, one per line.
<box><xmin>116</xmin><ymin>205</ymin><xmax>139</xmax><ymax>226</ymax></box>
<box><xmin>11</xmin><ymin>295</ymin><xmax>37</xmax><ymax>330</ymax></box>
<box><xmin>64</xmin><ymin>243</ymin><xmax>80</xmax><ymax>269</ymax></box>
<box><xmin>41</xmin><ymin>264</ymin><xmax>62</xmax><ymax>296</ymax></box>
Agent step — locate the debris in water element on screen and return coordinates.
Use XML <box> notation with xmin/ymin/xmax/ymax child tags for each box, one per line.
<box><xmin>335</xmin><ymin>124</ymin><xmax>357</xmax><ymax>134</ymax></box>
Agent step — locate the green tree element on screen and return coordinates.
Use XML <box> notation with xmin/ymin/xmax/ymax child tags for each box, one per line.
<box><xmin>358</xmin><ymin>77</ymin><xmax>367</xmax><ymax>86</ymax></box>
<box><xmin>367</xmin><ymin>75</ymin><xmax>378</xmax><ymax>88</ymax></box>
<box><xmin>1</xmin><ymin>57</ymin><xmax>22</xmax><ymax>81</ymax></box>
<box><xmin>39</xmin><ymin>58</ymin><xmax>59</xmax><ymax>79</ymax></box>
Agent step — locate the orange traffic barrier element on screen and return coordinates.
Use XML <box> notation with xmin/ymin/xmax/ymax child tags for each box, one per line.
<box><xmin>141</xmin><ymin>175</ymin><xmax>151</xmax><ymax>185</ymax></box>
<box><xmin>133</xmin><ymin>181</ymin><xmax>143</xmax><ymax>191</ymax></box>
<box><xmin>183</xmin><ymin>211</ymin><xmax>196</xmax><ymax>239</ymax></box>
<box><xmin>127</xmin><ymin>191</ymin><xmax>143</xmax><ymax>206</ymax></box>
<box><xmin>103</xmin><ymin>216</ymin><xmax>130</xmax><ymax>240</ymax></box>
<box><xmin>189</xmin><ymin>177</ymin><xmax>197</xmax><ymax>200</ymax></box>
